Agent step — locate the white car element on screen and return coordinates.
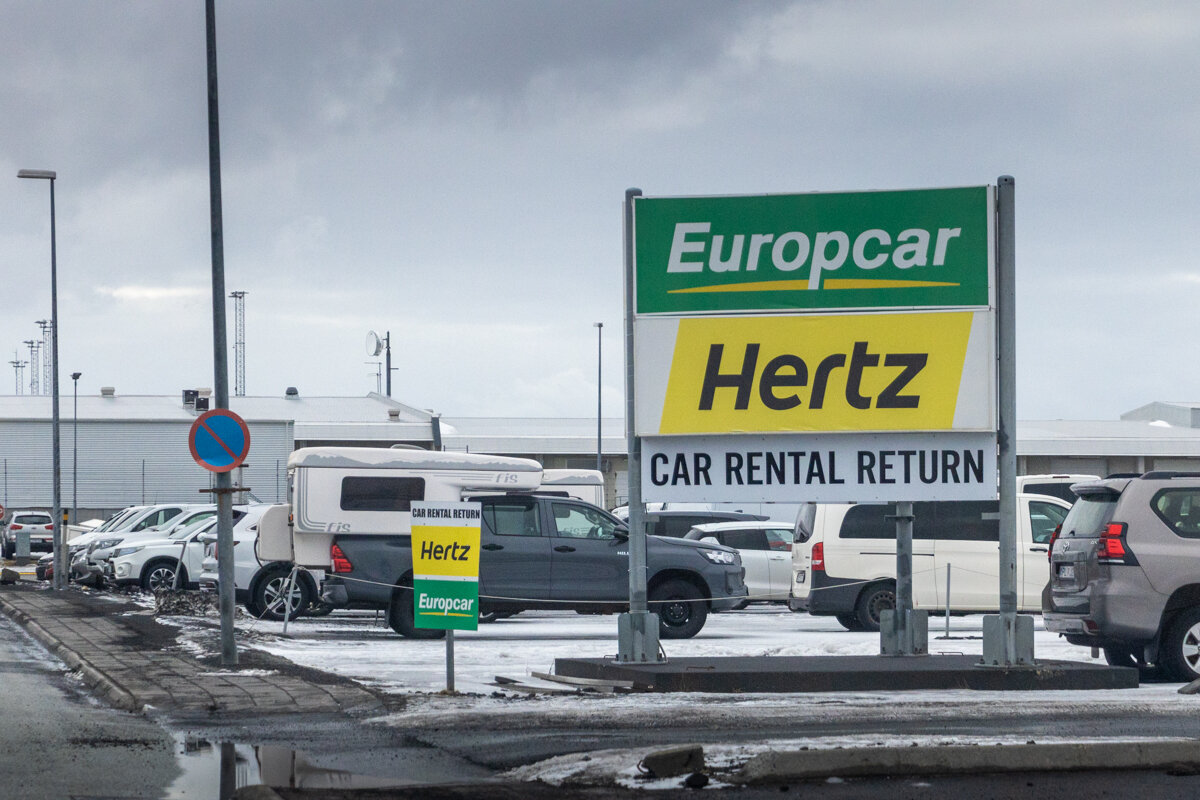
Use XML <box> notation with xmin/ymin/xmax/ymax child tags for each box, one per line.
<box><xmin>684</xmin><ymin>521</ymin><xmax>795</xmax><ymax>605</ymax></box>
<box><xmin>72</xmin><ymin>503</ymin><xmax>204</xmax><ymax>585</ymax></box>
<box><xmin>3</xmin><ymin>510</ymin><xmax>55</xmax><ymax>558</ymax></box>
<box><xmin>196</xmin><ymin>505</ymin><xmax>327</xmax><ymax>621</ymax></box>
<box><xmin>107</xmin><ymin>513</ymin><xmax>231</xmax><ymax>591</ymax></box>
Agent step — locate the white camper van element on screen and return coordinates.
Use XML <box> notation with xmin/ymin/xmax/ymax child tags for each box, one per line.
<box><xmin>535</xmin><ymin>468</ymin><xmax>605</xmax><ymax>507</ymax></box>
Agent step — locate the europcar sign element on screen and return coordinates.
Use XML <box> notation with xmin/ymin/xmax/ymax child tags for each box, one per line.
<box><xmin>412</xmin><ymin>501</ymin><xmax>482</xmax><ymax>631</ymax></box>
<box><xmin>634</xmin><ymin>186</ymin><xmax>991</xmax><ymax>315</ymax></box>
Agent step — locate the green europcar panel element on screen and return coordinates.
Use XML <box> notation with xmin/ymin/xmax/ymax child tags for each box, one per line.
<box><xmin>634</xmin><ymin>186</ymin><xmax>992</xmax><ymax>315</ymax></box>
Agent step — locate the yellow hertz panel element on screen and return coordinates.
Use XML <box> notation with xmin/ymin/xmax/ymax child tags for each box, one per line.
<box><xmin>659</xmin><ymin>313</ymin><xmax>973</xmax><ymax>434</ymax></box>
<box><xmin>412</xmin><ymin>525</ymin><xmax>482</xmax><ymax>578</ymax></box>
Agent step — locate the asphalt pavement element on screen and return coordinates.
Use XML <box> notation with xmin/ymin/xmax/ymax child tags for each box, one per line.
<box><xmin>5</xmin><ymin>571</ymin><xmax>1200</xmax><ymax>799</ymax></box>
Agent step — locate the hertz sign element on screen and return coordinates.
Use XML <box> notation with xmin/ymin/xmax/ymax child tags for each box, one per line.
<box><xmin>632</xmin><ymin>186</ymin><xmax>998</xmax><ymax>502</ymax></box>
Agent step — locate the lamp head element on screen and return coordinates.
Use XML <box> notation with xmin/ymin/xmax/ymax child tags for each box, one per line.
<box><xmin>17</xmin><ymin>169</ymin><xmax>56</xmax><ymax>180</ymax></box>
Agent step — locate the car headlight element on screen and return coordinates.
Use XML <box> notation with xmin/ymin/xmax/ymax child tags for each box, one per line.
<box><xmin>94</xmin><ymin>538</ymin><xmax>123</xmax><ymax>550</ymax></box>
<box><xmin>112</xmin><ymin>545</ymin><xmax>144</xmax><ymax>558</ymax></box>
<box><xmin>700</xmin><ymin>548</ymin><xmax>738</xmax><ymax>565</ymax></box>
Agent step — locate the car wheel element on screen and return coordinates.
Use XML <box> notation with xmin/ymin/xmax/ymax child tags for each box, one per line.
<box><xmin>387</xmin><ymin>585</ymin><xmax>445</xmax><ymax>639</ymax></box>
<box><xmin>836</xmin><ymin>613</ymin><xmax>867</xmax><ymax>631</ymax></box>
<box><xmin>1102</xmin><ymin>645</ymin><xmax>1162</xmax><ymax>680</ymax></box>
<box><xmin>1161</xmin><ymin>608</ymin><xmax>1200</xmax><ymax>682</ymax></box>
<box><xmin>141</xmin><ymin>560</ymin><xmax>183</xmax><ymax>592</ymax></box>
<box><xmin>253</xmin><ymin>567</ymin><xmax>313</xmax><ymax>621</ymax></box>
<box><xmin>649</xmin><ymin>578</ymin><xmax>708</xmax><ymax>639</ymax></box>
<box><xmin>854</xmin><ymin>582</ymin><xmax>895</xmax><ymax>633</ymax></box>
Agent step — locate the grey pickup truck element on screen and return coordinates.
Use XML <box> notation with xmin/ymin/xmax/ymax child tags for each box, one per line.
<box><xmin>321</xmin><ymin>493</ymin><xmax>747</xmax><ymax>640</ymax></box>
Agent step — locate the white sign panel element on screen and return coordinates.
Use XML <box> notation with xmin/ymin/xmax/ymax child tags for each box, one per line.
<box><xmin>643</xmin><ymin>431</ymin><xmax>998</xmax><ymax>503</ymax></box>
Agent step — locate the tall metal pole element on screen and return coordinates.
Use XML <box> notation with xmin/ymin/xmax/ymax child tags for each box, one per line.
<box><xmin>18</xmin><ymin>170</ymin><xmax>61</xmax><ymax>589</ymax></box>
<box><xmin>205</xmin><ymin>0</ymin><xmax>237</xmax><ymax>667</ymax></box>
<box><xmin>995</xmin><ymin>176</ymin><xmax>1019</xmax><ymax>663</ymax></box>
<box><xmin>618</xmin><ymin>188</ymin><xmax>661</xmax><ymax>663</ymax></box>
<box><xmin>594</xmin><ymin>322</ymin><xmax>603</xmax><ymax>472</ymax></box>
<box><xmin>385</xmin><ymin>331</ymin><xmax>393</xmax><ymax>397</ymax></box>
<box><xmin>72</xmin><ymin>372</ymin><xmax>80</xmax><ymax>528</ymax></box>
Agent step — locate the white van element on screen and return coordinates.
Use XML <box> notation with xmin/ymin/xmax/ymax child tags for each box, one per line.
<box><xmin>537</xmin><ymin>468</ymin><xmax>605</xmax><ymax>507</ymax></box>
<box><xmin>789</xmin><ymin>475</ymin><xmax>1095</xmax><ymax>631</ymax></box>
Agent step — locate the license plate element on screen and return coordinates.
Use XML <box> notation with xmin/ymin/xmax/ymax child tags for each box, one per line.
<box><xmin>795</xmin><ymin>570</ymin><xmax>806</xmax><ymax>584</ymax></box>
<box><xmin>1058</xmin><ymin>564</ymin><xmax>1075</xmax><ymax>580</ymax></box>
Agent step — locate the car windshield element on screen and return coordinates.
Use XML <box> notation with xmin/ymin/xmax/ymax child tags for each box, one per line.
<box><xmin>1059</xmin><ymin>492</ymin><xmax>1117</xmax><ymax>538</ymax></box>
<box><xmin>170</xmin><ymin>516</ymin><xmax>219</xmax><ymax>540</ymax></box>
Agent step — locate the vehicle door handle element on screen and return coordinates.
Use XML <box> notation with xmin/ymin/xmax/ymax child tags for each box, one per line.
<box><xmin>482</xmin><ymin>543</ymin><xmax>503</xmax><ymax>551</ymax></box>
<box><xmin>1030</xmin><ymin>546</ymin><xmax>1048</xmax><ymax>552</ymax></box>
<box><xmin>554</xmin><ymin>545</ymin><xmax>576</xmax><ymax>553</ymax></box>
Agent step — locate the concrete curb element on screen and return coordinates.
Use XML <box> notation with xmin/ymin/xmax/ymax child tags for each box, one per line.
<box><xmin>736</xmin><ymin>740</ymin><xmax>1200</xmax><ymax>783</ymax></box>
<box><xmin>0</xmin><ymin>593</ymin><xmax>142</xmax><ymax>713</ymax></box>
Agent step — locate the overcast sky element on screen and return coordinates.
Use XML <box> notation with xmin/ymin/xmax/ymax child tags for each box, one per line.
<box><xmin>3</xmin><ymin>1</ymin><xmax>1198</xmax><ymax>421</ymax></box>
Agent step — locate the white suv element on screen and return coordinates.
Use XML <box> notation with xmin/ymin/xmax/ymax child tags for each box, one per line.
<box><xmin>3</xmin><ymin>511</ymin><xmax>55</xmax><ymax>558</ymax></box>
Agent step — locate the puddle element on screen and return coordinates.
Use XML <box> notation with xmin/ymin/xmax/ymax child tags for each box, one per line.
<box><xmin>164</xmin><ymin>736</ymin><xmax>418</xmax><ymax>798</ymax></box>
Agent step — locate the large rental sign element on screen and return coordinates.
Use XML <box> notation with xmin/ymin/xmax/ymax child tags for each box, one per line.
<box><xmin>632</xmin><ymin>186</ymin><xmax>997</xmax><ymax>502</ymax></box>
<box><xmin>412</xmin><ymin>501</ymin><xmax>482</xmax><ymax>631</ymax></box>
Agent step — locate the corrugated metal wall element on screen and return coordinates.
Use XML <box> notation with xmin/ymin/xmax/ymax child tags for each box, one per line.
<box><xmin>0</xmin><ymin>419</ymin><xmax>294</xmax><ymax>511</ymax></box>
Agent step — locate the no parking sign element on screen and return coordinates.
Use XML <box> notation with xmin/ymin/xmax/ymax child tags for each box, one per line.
<box><xmin>188</xmin><ymin>408</ymin><xmax>251</xmax><ymax>473</ymax></box>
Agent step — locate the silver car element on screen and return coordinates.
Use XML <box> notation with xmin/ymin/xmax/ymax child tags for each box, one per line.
<box><xmin>1043</xmin><ymin>472</ymin><xmax>1200</xmax><ymax>680</ymax></box>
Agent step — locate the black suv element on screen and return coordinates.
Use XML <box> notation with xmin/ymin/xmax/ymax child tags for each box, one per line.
<box><xmin>322</xmin><ymin>494</ymin><xmax>747</xmax><ymax>640</ymax></box>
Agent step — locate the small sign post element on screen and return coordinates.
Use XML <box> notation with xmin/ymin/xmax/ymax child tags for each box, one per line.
<box><xmin>411</xmin><ymin>501</ymin><xmax>482</xmax><ymax>693</ymax></box>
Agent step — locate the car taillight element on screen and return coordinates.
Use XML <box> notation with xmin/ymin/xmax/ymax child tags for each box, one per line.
<box><xmin>811</xmin><ymin>541</ymin><xmax>825</xmax><ymax>572</ymax></box>
<box><xmin>10</xmin><ymin>524</ymin><xmax>21</xmax><ymax>530</ymax></box>
<box><xmin>1098</xmin><ymin>522</ymin><xmax>1130</xmax><ymax>563</ymax></box>
<box><xmin>331</xmin><ymin>544</ymin><xmax>352</xmax><ymax>574</ymax></box>
<box><xmin>1047</xmin><ymin>524</ymin><xmax>1062</xmax><ymax>561</ymax></box>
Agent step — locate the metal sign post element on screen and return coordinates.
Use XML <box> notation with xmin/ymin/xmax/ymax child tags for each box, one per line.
<box><xmin>981</xmin><ymin>175</ymin><xmax>1032</xmax><ymax>667</ymax></box>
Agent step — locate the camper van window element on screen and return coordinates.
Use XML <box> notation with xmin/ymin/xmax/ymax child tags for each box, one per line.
<box><xmin>483</xmin><ymin>501</ymin><xmax>543</xmax><ymax>537</ymax></box>
<box><xmin>340</xmin><ymin>476</ymin><xmax>425</xmax><ymax>512</ymax></box>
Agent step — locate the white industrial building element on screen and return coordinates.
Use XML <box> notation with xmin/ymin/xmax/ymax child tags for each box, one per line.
<box><xmin>2</xmin><ymin>387</ymin><xmax>1199</xmax><ymax>520</ymax></box>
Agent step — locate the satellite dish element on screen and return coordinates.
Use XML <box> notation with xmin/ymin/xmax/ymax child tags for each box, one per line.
<box><xmin>366</xmin><ymin>331</ymin><xmax>383</xmax><ymax>357</ymax></box>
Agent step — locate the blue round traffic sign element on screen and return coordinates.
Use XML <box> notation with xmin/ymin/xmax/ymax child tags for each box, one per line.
<box><xmin>189</xmin><ymin>408</ymin><xmax>251</xmax><ymax>473</ymax></box>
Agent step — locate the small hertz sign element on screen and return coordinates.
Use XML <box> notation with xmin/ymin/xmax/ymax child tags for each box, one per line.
<box><xmin>412</xmin><ymin>501</ymin><xmax>482</xmax><ymax>631</ymax></box>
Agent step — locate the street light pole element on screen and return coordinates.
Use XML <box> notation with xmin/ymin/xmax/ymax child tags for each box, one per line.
<box><xmin>18</xmin><ymin>169</ymin><xmax>62</xmax><ymax>589</ymax></box>
<box><xmin>594</xmin><ymin>322</ymin><xmax>603</xmax><ymax>473</ymax></box>
<box><xmin>71</xmin><ymin>372</ymin><xmax>81</xmax><ymax>528</ymax></box>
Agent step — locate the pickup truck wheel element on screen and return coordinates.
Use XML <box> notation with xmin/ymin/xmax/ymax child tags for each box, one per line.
<box><xmin>1161</xmin><ymin>608</ymin><xmax>1200</xmax><ymax>682</ymax></box>
<box><xmin>141</xmin><ymin>560</ymin><xmax>183</xmax><ymax>592</ymax></box>
<box><xmin>854</xmin><ymin>582</ymin><xmax>895</xmax><ymax>633</ymax></box>
<box><xmin>388</xmin><ymin>587</ymin><xmax>446</xmax><ymax>639</ymax></box>
<box><xmin>650</xmin><ymin>579</ymin><xmax>708</xmax><ymax>639</ymax></box>
<box><xmin>253</xmin><ymin>568</ymin><xmax>313</xmax><ymax>621</ymax></box>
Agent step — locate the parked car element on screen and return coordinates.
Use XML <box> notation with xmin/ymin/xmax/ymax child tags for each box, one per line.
<box><xmin>791</xmin><ymin>490</ymin><xmax>1074</xmax><ymax>631</ymax></box>
<box><xmin>3</xmin><ymin>510</ymin><xmax>55</xmax><ymax>558</ymax></box>
<box><xmin>196</xmin><ymin>506</ymin><xmax>326</xmax><ymax>621</ymax></box>
<box><xmin>685</xmin><ymin>521</ymin><xmax>794</xmax><ymax>605</ymax></box>
<box><xmin>642</xmin><ymin>510</ymin><xmax>769</xmax><ymax>539</ymax></box>
<box><xmin>1044</xmin><ymin>472</ymin><xmax>1200</xmax><ymax>681</ymax></box>
<box><xmin>108</xmin><ymin>511</ymin><xmax>241</xmax><ymax>591</ymax></box>
<box><xmin>71</xmin><ymin>504</ymin><xmax>201</xmax><ymax>585</ymax></box>
<box><xmin>324</xmin><ymin>492</ymin><xmax>747</xmax><ymax>640</ymax></box>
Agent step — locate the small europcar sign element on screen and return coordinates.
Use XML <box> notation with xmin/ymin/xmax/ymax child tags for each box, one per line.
<box><xmin>411</xmin><ymin>501</ymin><xmax>482</xmax><ymax>631</ymax></box>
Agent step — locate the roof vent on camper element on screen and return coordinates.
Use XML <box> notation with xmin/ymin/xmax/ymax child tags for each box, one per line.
<box><xmin>285</xmin><ymin>387</ymin><xmax>299</xmax><ymax>398</ymax></box>
<box><xmin>388</xmin><ymin>408</ymin><xmax>401</xmax><ymax>420</ymax></box>
<box><xmin>100</xmin><ymin>387</ymin><xmax>115</xmax><ymax>397</ymax></box>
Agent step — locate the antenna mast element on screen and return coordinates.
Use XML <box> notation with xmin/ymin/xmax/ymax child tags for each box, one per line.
<box><xmin>23</xmin><ymin>340</ymin><xmax>39</xmax><ymax>395</ymax></box>
<box><xmin>230</xmin><ymin>290</ymin><xmax>247</xmax><ymax>397</ymax></box>
<box><xmin>10</xmin><ymin>353</ymin><xmax>27</xmax><ymax>394</ymax></box>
